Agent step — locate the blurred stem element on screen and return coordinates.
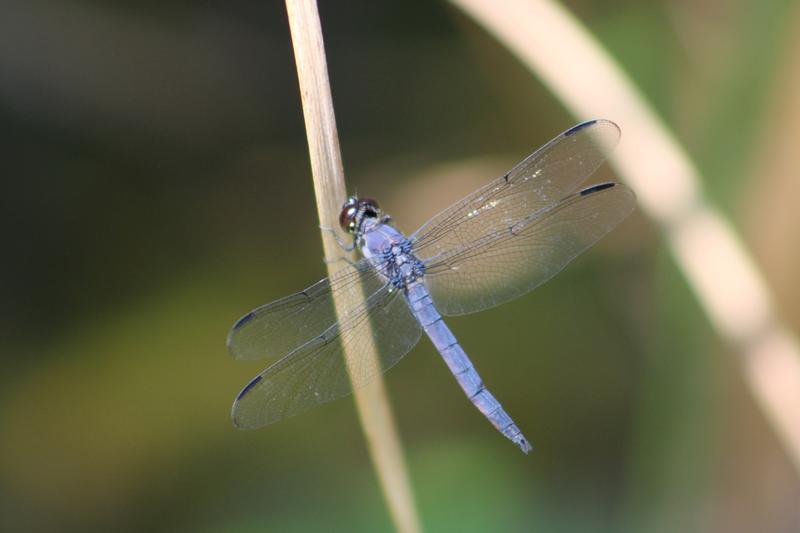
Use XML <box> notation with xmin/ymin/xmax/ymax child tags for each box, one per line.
<box><xmin>284</xmin><ymin>1</ymin><xmax>421</xmax><ymax>532</ymax></box>
<box><xmin>449</xmin><ymin>0</ymin><xmax>800</xmax><ymax>475</ymax></box>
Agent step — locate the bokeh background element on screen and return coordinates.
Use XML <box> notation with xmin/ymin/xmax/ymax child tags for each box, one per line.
<box><xmin>2</xmin><ymin>0</ymin><xmax>800</xmax><ymax>531</ymax></box>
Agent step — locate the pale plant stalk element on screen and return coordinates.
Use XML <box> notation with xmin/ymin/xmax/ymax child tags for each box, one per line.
<box><xmin>284</xmin><ymin>1</ymin><xmax>421</xmax><ymax>532</ymax></box>
<box><xmin>449</xmin><ymin>0</ymin><xmax>800</xmax><ymax>474</ymax></box>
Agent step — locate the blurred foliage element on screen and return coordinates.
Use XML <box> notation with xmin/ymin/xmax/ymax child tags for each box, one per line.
<box><xmin>1</xmin><ymin>0</ymin><xmax>799</xmax><ymax>531</ymax></box>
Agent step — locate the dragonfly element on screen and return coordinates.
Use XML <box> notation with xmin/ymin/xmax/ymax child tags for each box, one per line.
<box><xmin>228</xmin><ymin>119</ymin><xmax>635</xmax><ymax>453</ymax></box>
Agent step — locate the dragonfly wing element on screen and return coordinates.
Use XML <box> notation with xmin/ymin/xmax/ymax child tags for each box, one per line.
<box><xmin>232</xmin><ymin>284</ymin><xmax>422</xmax><ymax>428</ymax></box>
<box><xmin>423</xmin><ymin>182</ymin><xmax>635</xmax><ymax>315</ymax></box>
<box><xmin>227</xmin><ymin>259</ymin><xmax>386</xmax><ymax>362</ymax></box>
<box><xmin>411</xmin><ymin>119</ymin><xmax>620</xmax><ymax>265</ymax></box>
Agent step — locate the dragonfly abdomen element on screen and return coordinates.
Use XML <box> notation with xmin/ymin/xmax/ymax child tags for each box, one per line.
<box><xmin>404</xmin><ymin>283</ymin><xmax>533</xmax><ymax>454</ymax></box>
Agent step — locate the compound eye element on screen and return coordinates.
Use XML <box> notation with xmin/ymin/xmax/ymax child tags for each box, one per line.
<box><xmin>339</xmin><ymin>202</ymin><xmax>358</xmax><ymax>233</ymax></box>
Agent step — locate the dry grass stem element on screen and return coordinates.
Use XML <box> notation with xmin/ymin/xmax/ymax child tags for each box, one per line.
<box><xmin>285</xmin><ymin>1</ymin><xmax>421</xmax><ymax>531</ymax></box>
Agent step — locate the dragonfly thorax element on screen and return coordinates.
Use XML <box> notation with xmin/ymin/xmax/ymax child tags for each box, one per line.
<box><xmin>381</xmin><ymin>240</ymin><xmax>425</xmax><ymax>289</ymax></box>
<box><xmin>360</xmin><ymin>222</ymin><xmax>425</xmax><ymax>290</ymax></box>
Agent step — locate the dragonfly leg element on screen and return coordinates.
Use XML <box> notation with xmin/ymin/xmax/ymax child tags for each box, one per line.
<box><xmin>322</xmin><ymin>255</ymin><xmax>357</xmax><ymax>267</ymax></box>
<box><xmin>319</xmin><ymin>225</ymin><xmax>356</xmax><ymax>252</ymax></box>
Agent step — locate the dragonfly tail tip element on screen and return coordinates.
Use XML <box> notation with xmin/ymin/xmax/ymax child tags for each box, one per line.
<box><xmin>517</xmin><ymin>437</ymin><xmax>533</xmax><ymax>455</ymax></box>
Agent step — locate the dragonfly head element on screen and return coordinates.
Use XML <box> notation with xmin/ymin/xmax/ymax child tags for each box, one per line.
<box><xmin>339</xmin><ymin>196</ymin><xmax>382</xmax><ymax>235</ymax></box>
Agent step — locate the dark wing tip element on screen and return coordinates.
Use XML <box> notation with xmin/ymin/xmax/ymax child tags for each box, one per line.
<box><xmin>235</xmin><ymin>374</ymin><xmax>263</xmax><ymax>401</ymax></box>
<box><xmin>579</xmin><ymin>182</ymin><xmax>616</xmax><ymax>196</ymax></box>
<box><xmin>227</xmin><ymin>311</ymin><xmax>256</xmax><ymax>357</ymax></box>
<box><xmin>231</xmin><ymin>375</ymin><xmax>263</xmax><ymax>429</ymax></box>
<box><xmin>232</xmin><ymin>311</ymin><xmax>256</xmax><ymax>331</ymax></box>
<box><xmin>563</xmin><ymin>119</ymin><xmax>621</xmax><ymax>142</ymax></box>
<box><xmin>564</xmin><ymin>119</ymin><xmax>598</xmax><ymax>136</ymax></box>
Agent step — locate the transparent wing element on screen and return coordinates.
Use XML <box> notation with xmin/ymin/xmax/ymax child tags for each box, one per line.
<box><xmin>411</xmin><ymin>119</ymin><xmax>620</xmax><ymax>264</ymax></box>
<box><xmin>423</xmin><ymin>182</ymin><xmax>635</xmax><ymax>314</ymax></box>
<box><xmin>231</xmin><ymin>284</ymin><xmax>422</xmax><ymax>428</ymax></box>
<box><xmin>227</xmin><ymin>259</ymin><xmax>386</xmax><ymax>362</ymax></box>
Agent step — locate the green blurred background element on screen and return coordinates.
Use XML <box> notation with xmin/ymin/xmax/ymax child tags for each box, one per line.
<box><xmin>2</xmin><ymin>0</ymin><xmax>800</xmax><ymax>531</ymax></box>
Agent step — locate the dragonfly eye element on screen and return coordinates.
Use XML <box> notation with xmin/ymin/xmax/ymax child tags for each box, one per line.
<box><xmin>338</xmin><ymin>197</ymin><xmax>381</xmax><ymax>234</ymax></box>
<box><xmin>339</xmin><ymin>197</ymin><xmax>359</xmax><ymax>233</ymax></box>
